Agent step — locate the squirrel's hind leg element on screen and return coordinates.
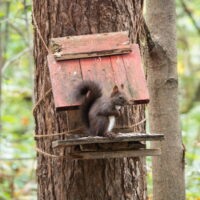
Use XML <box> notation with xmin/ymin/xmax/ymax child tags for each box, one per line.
<box><xmin>89</xmin><ymin>116</ymin><xmax>108</xmax><ymax>136</ymax></box>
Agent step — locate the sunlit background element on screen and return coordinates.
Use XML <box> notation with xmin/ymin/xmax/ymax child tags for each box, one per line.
<box><xmin>0</xmin><ymin>0</ymin><xmax>199</xmax><ymax>199</ymax></box>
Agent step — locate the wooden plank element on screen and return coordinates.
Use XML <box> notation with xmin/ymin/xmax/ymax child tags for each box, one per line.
<box><xmin>79</xmin><ymin>144</ymin><xmax>99</xmax><ymax>151</ymax></box>
<box><xmin>110</xmin><ymin>55</ymin><xmax>132</xmax><ymax>100</ymax></box>
<box><xmin>69</xmin><ymin>149</ymin><xmax>161</xmax><ymax>160</ymax></box>
<box><xmin>47</xmin><ymin>55</ymin><xmax>82</xmax><ymax>110</ymax></box>
<box><xmin>79</xmin><ymin>141</ymin><xmax>146</xmax><ymax>152</ymax></box>
<box><xmin>50</xmin><ymin>32</ymin><xmax>131</xmax><ymax>60</ymax></box>
<box><xmin>122</xmin><ymin>44</ymin><xmax>149</xmax><ymax>103</ymax></box>
<box><xmin>80</xmin><ymin>56</ymin><xmax>115</xmax><ymax>97</ymax></box>
<box><xmin>52</xmin><ymin>133</ymin><xmax>164</xmax><ymax>148</ymax></box>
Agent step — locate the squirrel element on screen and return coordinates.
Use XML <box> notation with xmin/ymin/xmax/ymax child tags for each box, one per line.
<box><xmin>74</xmin><ymin>80</ymin><xmax>128</xmax><ymax>137</ymax></box>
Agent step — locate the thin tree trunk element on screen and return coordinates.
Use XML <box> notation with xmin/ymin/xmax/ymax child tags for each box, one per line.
<box><xmin>0</xmin><ymin>1</ymin><xmax>10</xmax><ymax>143</ymax></box>
<box><xmin>33</xmin><ymin>1</ymin><xmax>147</xmax><ymax>199</ymax></box>
<box><xmin>0</xmin><ymin>24</ymin><xmax>2</xmax><ymax>134</ymax></box>
<box><xmin>145</xmin><ymin>1</ymin><xmax>185</xmax><ymax>199</ymax></box>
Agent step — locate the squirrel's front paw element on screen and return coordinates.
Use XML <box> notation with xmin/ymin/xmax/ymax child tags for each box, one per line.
<box><xmin>104</xmin><ymin>131</ymin><xmax>116</xmax><ymax>138</ymax></box>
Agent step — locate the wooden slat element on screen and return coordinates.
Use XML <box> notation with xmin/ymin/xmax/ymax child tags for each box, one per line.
<box><xmin>50</xmin><ymin>32</ymin><xmax>131</xmax><ymax>60</ymax></box>
<box><xmin>47</xmin><ymin>55</ymin><xmax>82</xmax><ymax>110</ymax></box>
<box><xmin>110</xmin><ymin>55</ymin><xmax>131</xmax><ymax>100</ymax></box>
<box><xmin>69</xmin><ymin>149</ymin><xmax>161</xmax><ymax>160</ymax></box>
<box><xmin>79</xmin><ymin>142</ymin><xmax>146</xmax><ymax>152</ymax></box>
<box><xmin>52</xmin><ymin>133</ymin><xmax>164</xmax><ymax>148</ymax></box>
<box><xmin>122</xmin><ymin>44</ymin><xmax>149</xmax><ymax>103</ymax></box>
<box><xmin>80</xmin><ymin>56</ymin><xmax>115</xmax><ymax>97</ymax></box>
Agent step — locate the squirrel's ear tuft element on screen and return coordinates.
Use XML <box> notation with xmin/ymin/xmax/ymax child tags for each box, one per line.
<box><xmin>111</xmin><ymin>85</ymin><xmax>119</xmax><ymax>97</ymax></box>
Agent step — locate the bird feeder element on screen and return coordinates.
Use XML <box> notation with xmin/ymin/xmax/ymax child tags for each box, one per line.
<box><xmin>48</xmin><ymin>32</ymin><xmax>149</xmax><ymax>110</ymax></box>
<box><xmin>47</xmin><ymin>31</ymin><xmax>164</xmax><ymax>160</ymax></box>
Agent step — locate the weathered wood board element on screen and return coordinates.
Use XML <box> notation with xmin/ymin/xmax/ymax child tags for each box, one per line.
<box><xmin>48</xmin><ymin>44</ymin><xmax>149</xmax><ymax>110</ymax></box>
<box><xmin>50</xmin><ymin>32</ymin><xmax>132</xmax><ymax>60</ymax></box>
<box><xmin>52</xmin><ymin>133</ymin><xmax>164</xmax><ymax>148</ymax></box>
<box><xmin>62</xmin><ymin>149</ymin><xmax>161</xmax><ymax>160</ymax></box>
<box><xmin>71</xmin><ymin>149</ymin><xmax>161</xmax><ymax>160</ymax></box>
<box><xmin>123</xmin><ymin>46</ymin><xmax>148</xmax><ymax>103</ymax></box>
<box><xmin>80</xmin><ymin>56</ymin><xmax>115</xmax><ymax>97</ymax></box>
<box><xmin>47</xmin><ymin>55</ymin><xmax>82</xmax><ymax>109</ymax></box>
<box><xmin>79</xmin><ymin>141</ymin><xmax>146</xmax><ymax>151</ymax></box>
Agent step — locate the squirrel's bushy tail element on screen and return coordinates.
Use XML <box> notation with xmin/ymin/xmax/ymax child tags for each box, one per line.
<box><xmin>75</xmin><ymin>80</ymin><xmax>102</xmax><ymax>127</ymax></box>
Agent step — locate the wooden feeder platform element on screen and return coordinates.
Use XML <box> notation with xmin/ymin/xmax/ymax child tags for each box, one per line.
<box><xmin>52</xmin><ymin>133</ymin><xmax>164</xmax><ymax>160</ymax></box>
<box><xmin>47</xmin><ymin>31</ymin><xmax>164</xmax><ymax>160</ymax></box>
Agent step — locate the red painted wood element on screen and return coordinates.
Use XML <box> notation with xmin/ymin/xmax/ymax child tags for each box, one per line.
<box><xmin>47</xmin><ymin>55</ymin><xmax>82</xmax><ymax>110</ymax></box>
<box><xmin>51</xmin><ymin>32</ymin><xmax>131</xmax><ymax>60</ymax></box>
<box><xmin>110</xmin><ymin>55</ymin><xmax>132</xmax><ymax>100</ymax></box>
<box><xmin>122</xmin><ymin>44</ymin><xmax>149</xmax><ymax>103</ymax></box>
<box><xmin>80</xmin><ymin>57</ymin><xmax>115</xmax><ymax>97</ymax></box>
<box><xmin>47</xmin><ymin>43</ymin><xmax>149</xmax><ymax>110</ymax></box>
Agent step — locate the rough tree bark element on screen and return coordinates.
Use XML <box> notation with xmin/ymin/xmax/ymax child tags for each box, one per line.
<box><xmin>145</xmin><ymin>1</ymin><xmax>185</xmax><ymax>200</ymax></box>
<box><xmin>33</xmin><ymin>1</ymin><xmax>147</xmax><ymax>199</ymax></box>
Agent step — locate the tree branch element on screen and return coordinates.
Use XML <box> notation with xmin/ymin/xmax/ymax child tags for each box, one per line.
<box><xmin>0</xmin><ymin>18</ymin><xmax>10</xmax><ymax>24</ymax></box>
<box><xmin>2</xmin><ymin>47</ymin><xmax>32</xmax><ymax>73</ymax></box>
<box><xmin>181</xmin><ymin>0</ymin><xmax>200</xmax><ymax>35</ymax></box>
<box><xmin>181</xmin><ymin>82</ymin><xmax>200</xmax><ymax>114</ymax></box>
<box><xmin>0</xmin><ymin>157</ymin><xmax>35</xmax><ymax>161</ymax></box>
<box><xmin>8</xmin><ymin>21</ymin><xmax>29</xmax><ymax>46</ymax></box>
<box><xmin>4</xmin><ymin>2</ymin><xmax>10</xmax><ymax>53</ymax></box>
<box><xmin>179</xmin><ymin>0</ymin><xmax>200</xmax><ymax>114</ymax></box>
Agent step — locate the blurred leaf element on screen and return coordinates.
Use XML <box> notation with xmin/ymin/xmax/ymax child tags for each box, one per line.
<box><xmin>178</xmin><ymin>61</ymin><xmax>185</xmax><ymax>75</ymax></box>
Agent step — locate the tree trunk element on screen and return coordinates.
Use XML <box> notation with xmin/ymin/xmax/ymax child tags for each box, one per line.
<box><xmin>33</xmin><ymin>1</ymin><xmax>147</xmax><ymax>199</ymax></box>
<box><xmin>0</xmin><ymin>24</ymin><xmax>2</xmax><ymax>133</ymax></box>
<box><xmin>145</xmin><ymin>1</ymin><xmax>185</xmax><ymax>200</ymax></box>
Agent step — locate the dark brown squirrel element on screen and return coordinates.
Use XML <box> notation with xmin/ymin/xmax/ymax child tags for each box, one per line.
<box><xmin>74</xmin><ymin>80</ymin><xmax>128</xmax><ymax>137</ymax></box>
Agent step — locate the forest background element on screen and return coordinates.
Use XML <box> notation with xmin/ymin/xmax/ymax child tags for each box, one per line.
<box><xmin>0</xmin><ymin>0</ymin><xmax>199</xmax><ymax>199</ymax></box>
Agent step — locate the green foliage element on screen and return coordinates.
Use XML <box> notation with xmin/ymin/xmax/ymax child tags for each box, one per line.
<box><xmin>176</xmin><ymin>1</ymin><xmax>200</xmax><ymax>198</ymax></box>
<box><xmin>0</xmin><ymin>0</ymin><xmax>35</xmax><ymax>199</ymax></box>
<box><xmin>182</xmin><ymin>106</ymin><xmax>200</xmax><ymax>199</ymax></box>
